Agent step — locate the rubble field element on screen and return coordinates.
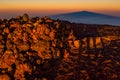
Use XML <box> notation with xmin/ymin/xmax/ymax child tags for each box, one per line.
<box><xmin>0</xmin><ymin>14</ymin><xmax>120</xmax><ymax>80</ymax></box>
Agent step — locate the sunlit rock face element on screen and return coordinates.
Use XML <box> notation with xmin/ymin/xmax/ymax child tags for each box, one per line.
<box><xmin>0</xmin><ymin>14</ymin><xmax>80</xmax><ymax>80</ymax></box>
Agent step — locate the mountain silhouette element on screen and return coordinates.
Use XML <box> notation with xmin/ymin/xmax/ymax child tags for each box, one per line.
<box><xmin>51</xmin><ymin>11</ymin><xmax>120</xmax><ymax>26</ymax></box>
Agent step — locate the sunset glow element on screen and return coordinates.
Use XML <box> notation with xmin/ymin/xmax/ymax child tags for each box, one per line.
<box><xmin>0</xmin><ymin>0</ymin><xmax>120</xmax><ymax>18</ymax></box>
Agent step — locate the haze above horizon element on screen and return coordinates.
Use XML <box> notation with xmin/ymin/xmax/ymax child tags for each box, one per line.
<box><xmin>0</xmin><ymin>0</ymin><xmax>120</xmax><ymax>18</ymax></box>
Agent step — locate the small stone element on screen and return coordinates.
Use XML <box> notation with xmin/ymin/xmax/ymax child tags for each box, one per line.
<box><xmin>74</xmin><ymin>40</ymin><xmax>80</xmax><ymax>48</ymax></box>
<box><xmin>0</xmin><ymin>74</ymin><xmax>11</xmax><ymax>80</ymax></box>
<box><xmin>36</xmin><ymin>60</ymin><xmax>41</xmax><ymax>64</ymax></box>
<box><xmin>41</xmin><ymin>77</ymin><xmax>47</xmax><ymax>80</ymax></box>
<box><xmin>103</xmin><ymin>60</ymin><xmax>111</xmax><ymax>64</ymax></box>
<box><xmin>4</xmin><ymin>27</ymin><xmax>9</xmax><ymax>33</ymax></box>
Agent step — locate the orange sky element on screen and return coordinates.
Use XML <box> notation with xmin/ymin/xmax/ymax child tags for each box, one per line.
<box><xmin>0</xmin><ymin>0</ymin><xmax>120</xmax><ymax>18</ymax></box>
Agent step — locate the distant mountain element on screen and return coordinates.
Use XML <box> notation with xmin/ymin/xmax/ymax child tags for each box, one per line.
<box><xmin>51</xmin><ymin>11</ymin><xmax>120</xmax><ymax>26</ymax></box>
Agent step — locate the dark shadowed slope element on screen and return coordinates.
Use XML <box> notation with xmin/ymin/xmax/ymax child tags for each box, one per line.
<box><xmin>51</xmin><ymin>11</ymin><xmax>120</xmax><ymax>26</ymax></box>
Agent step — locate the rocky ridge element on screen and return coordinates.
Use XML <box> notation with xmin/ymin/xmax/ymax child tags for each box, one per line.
<box><xmin>0</xmin><ymin>14</ymin><xmax>120</xmax><ymax>80</ymax></box>
<box><xmin>0</xmin><ymin>14</ymin><xmax>79</xmax><ymax>80</ymax></box>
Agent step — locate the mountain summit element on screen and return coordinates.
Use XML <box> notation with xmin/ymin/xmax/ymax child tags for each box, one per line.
<box><xmin>51</xmin><ymin>11</ymin><xmax>120</xmax><ymax>26</ymax></box>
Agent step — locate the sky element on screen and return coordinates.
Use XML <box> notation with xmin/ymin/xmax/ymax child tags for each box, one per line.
<box><xmin>0</xmin><ymin>0</ymin><xmax>120</xmax><ymax>18</ymax></box>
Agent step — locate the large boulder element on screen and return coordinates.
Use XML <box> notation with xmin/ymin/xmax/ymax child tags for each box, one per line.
<box><xmin>22</xmin><ymin>13</ymin><xmax>29</xmax><ymax>22</ymax></box>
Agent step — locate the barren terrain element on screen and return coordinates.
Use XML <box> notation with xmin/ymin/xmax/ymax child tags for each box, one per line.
<box><xmin>0</xmin><ymin>14</ymin><xmax>120</xmax><ymax>80</ymax></box>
